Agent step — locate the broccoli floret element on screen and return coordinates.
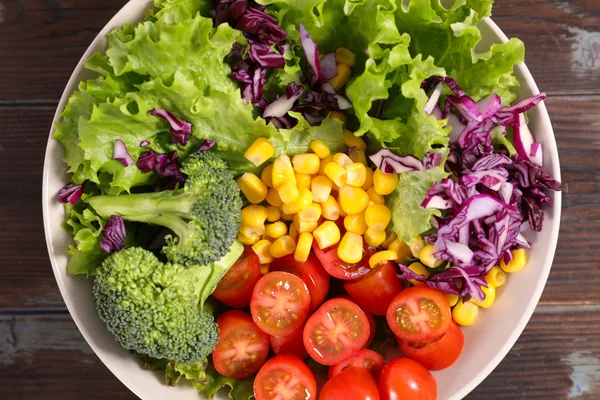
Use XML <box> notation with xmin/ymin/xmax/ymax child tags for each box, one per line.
<box><xmin>93</xmin><ymin>246</ymin><xmax>244</xmax><ymax>363</ymax></box>
<box><xmin>87</xmin><ymin>152</ymin><xmax>242</xmax><ymax>266</ymax></box>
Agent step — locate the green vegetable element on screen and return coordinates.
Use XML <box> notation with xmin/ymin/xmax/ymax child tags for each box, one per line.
<box><xmin>93</xmin><ymin>247</ymin><xmax>222</xmax><ymax>363</ymax></box>
<box><xmin>87</xmin><ymin>152</ymin><xmax>242</xmax><ymax>267</ymax></box>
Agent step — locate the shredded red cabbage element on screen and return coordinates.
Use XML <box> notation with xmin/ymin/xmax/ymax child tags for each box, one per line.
<box><xmin>198</xmin><ymin>139</ymin><xmax>216</xmax><ymax>152</ymax></box>
<box><xmin>368</xmin><ymin>148</ymin><xmax>442</xmax><ymax>174</ymax></box>
<box><xmin>58</xmin><ymin>183</ymin><xmax>84</xmax><ymax>205</ymax></box>
<box><xmin>137</xmin><ymin>149</ymin><xmax>158</xmax><ymax>173</ymax></box>
<box><xmin>113</xmin><ymin>139</ymin><xmax>134</xmax><ymax>166</ymax></box>
<box><xmin>100</xmin><ymin>215</ymin><xmax>126</xmax><ymax>254</ymax></box>
<box><xmin>149</xmin><ymin>109</ymin><xmax>192</xmax><ymax>145</ymax></box>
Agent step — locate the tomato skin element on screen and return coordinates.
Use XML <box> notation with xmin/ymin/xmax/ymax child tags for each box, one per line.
<box><xmin>213</xmin><ymin>310</ymin><xmax>269</xmax><ymax>379</ymax></box>
<box><xmin>328</xmin><ymin>349</ymin><xmax>385</xmax><ymax>381</ymax></box>
<box><xmin>337</xmin><ymin>295</ymin><xmax>376</xmax><ymax>347</ymax></box>
<box><xmin>269</xmin><ymin>328</ymin><xmax>309</xmax><ymax>360</ymax></box>
<box><xmin>379</xmin><ymin>358</ymin><xmax>437</xmax><ymax>400</ymax></box>
<box><xmin>251</xmin><ymin>271</ymin><xmax>311</xmax><ymax>336</ymax></box>
<box><xmin>344</xmin><ymin>261</ymin><xmax>403</xmax><ymax>316</ymax></box>
<box><xmin>398</xmin><ymin>321</ymin><xmax>464</xmax><ymax>371</ymax></box>
<box><xmin>303</xmin><ymin>298</ymin><xmax>370</xmax><ymax>365</ymax></box>
<box><xmin>313</xmin><ymin>241</ymin><xmax>377</xmax><ymax>280</ymax></box>
<box><xmin>386</xmin><ymin>286</ymin><xmax>451</xmax><ymax>342</ymax></box>
<box><xmin>212</xmin><ymin>246</ymin><xmax>261</xmax><ymax>308</ymax></box>
<box><xmin>271</xmin><ymin>252</ymin><xmax>330</xmax><ymax>311</ymax></box>
<box><xmin>319</xmin><ymin>366</ymin><xmax>380</xmax><ymax>400</ymax></box>
<box><xmin>254</xmin><ymin>355</ymin><xmax>317</xmax><ymax>400</ymax></box>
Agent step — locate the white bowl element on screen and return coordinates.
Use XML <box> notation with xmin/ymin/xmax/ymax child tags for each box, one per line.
<box><xmin>42</xmin><ymin>1</ymin><xmax>562</xmax><ymax>399</ymax></box>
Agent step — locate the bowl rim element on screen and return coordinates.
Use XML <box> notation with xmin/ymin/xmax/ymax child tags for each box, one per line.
<box><xmin>42</xmin><ymin>3</ymin><xmax>562</xmax><ymax>399</ymax></box>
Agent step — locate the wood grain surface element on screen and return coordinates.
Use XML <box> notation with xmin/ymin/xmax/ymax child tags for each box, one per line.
<box><xmin>1</xmin><ymin>0</ymin><xmax>599</xmax><ymax>399</ymax></box>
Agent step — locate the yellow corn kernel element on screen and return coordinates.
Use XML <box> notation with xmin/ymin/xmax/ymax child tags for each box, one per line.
<box><xmin>238</xmin><ymin>231</ymin><xmax>261</xmax><ymax>246</ymax></box>
<box><xmin>345</xmin><ymin>163</ymin><xmax>367</xmax><ymax>187</ymax></box>
<box><xmin>365</xmin><ymin>204</ymin><xmax>392</xmax><ymax>231</ymax></box>
<box><xmin>336</xmin><ymin>47</ymin><xmax>356</xmax><ymax>67</ymax></box>
<box><xmin>292</xmin><ymin>153</ymin><xmax>320</xmax><ymax>175</ymax></box>
<box><xmin>339</xmin><ymin>185</ymin><xmax>370</xmax><ymax>215</ymax></box>
<box><xmin>373</xmin><ymin>168</ymin><xmax>399</xmax><ymax>196</ymax></box>
<box><xmin>369</xmin><ymin>250</ymin><xmax>398</xmax><ymax>269</ymax></box>
<box><xmin>266</xmin><ymin>188</ymin><xmax>284</xmax><ymax>207</ymax></box>
<box><xmin>310</xmin><ymin>139</ymin><xmax>331</xmax><ymax>159</ymax></box>
<box><xmin>343</xmin><ymin>211</ymin><xmax>368</xmax><ymax>235</ymax></box>
<box><xmin>388</xmin><ymin>239</ymin><xmax>413</xmax><ymax>263</ymax></box>
<box><xmin>266</xmin><ymin>206</ymin><xmax>281</xmax><ymax>223</ymax></box>
<box><xmin>407</xmin><ymin>261</ymin><xmax>430</xmax><ymax>286</ymax></box>
<box><xmin>289</xmin><ymin>222</ymin><xmax>299</xmax><ymax>241</ymax></box>
<box><xmin>447</xmin><ymin>294</ymin><xmax>460</xmax><ymax>307</ymax></box>
<box><xmin>281</xmin><ymin>212</ymin><xmax>295</xmax><ymax>221</ymax></box>
<box><xmin>295</xmin><ymin>232</ymin><xmax>313</xmax><ymax>262</ymax></box>
<box><xmin>330</xmin><ymin>63</ymin><xmax>351</xmax><ymax>91</ymax></box>
<box><xmin>265</xmin><ymin>221</ymin><xmax>288</xmax><ymax>239</ymax></box>
<box><xmin>333</xmin><ymin>152</ymin><xmax>353</xmax><ymax>167</ymax></box>
<box><xmin>471</xmin><ymin>286</ymin><xmax>496</xmax><ymax>309</ymax></box>
<box><xmin>294</xmin><ymin>217</ymin><xmax>319</xmax><ymax>233</ymax></box>
<box><xmin>419</xmin><ymin>243</ymin><xmax>443</xmax><ymax>269</ymax></box>
<box><xmin>500</xmin><ymin>248</ymin><xmax>527</xmax><ymax>273</ymax></box>
<box><xmin>252</xmin><ymin>240</ymin><xmax>274</xmax><ymax>265</ymax></box>
<box><xmin>318</xmin><ymin>155</ymin><xmax>334</xmax><ymax>175</ymax></box>
<box><xmin>364</xmin><ymin>228</ymin><xmax>386</xmax><ymax>248</ymax></box>
<box><xmin>239</xmin><ymin>224</ymin><xmax>265</xmax><ymax>238</ymax></box>
<box><xmin>244</xmin><ymin>137</ymin><xmax>275</xmax><ymax>167</ymax></box>
<box><xmin>260</xmin><ymin>264</ymin><xmax>270</xmax><ymax>275</ymax></box>
<box><xmin>237</xmin><ymin>173</ymin><xmax>268</xmax><ymax>204</ymax></box>
<box><xmin>272</xmin><ymin>155</ymin><xmax>296</xmax><ymax>189</ymax></box>
<box><xmin>362</xmin><ymin>167</ymin><xmax>374</xmax><ymax>190</ymax></box>
<box><xmin>381</xmin><ymin>232</ymin><xmax>398</xmax><ymax>250</ymax></box>
<box><xmin>338</xmin><ymin>232</ymin><xmax>364</xmax><ymax>264</ymax></box>
<box><xmin>409</xmin><ymin>236</ymin><xmax>426</xmax><ymax>258</ymax></box>
<box><xmin>324</xmin><ymin>162</ymin><xmax>347</xmax><ymax>187</ymax></box>
<box><xmin>298</xmin><ymin>202</ymin><xmax>322</xmax><ymax>222</ymax></box>
<box><xmin>261</xmin><ymin>164</ymin><xmax>274</xmax><ymax>188</ymax></box>
<box><xmin>365</xmin><ymin>187</ymin><xmax>385</xmax><ymax>205</ymax></box>
<box><xmin>349</xmin><ymin>150</ymin><xmax>368</xmax><ymax>166</ymax></box>
<box><xmin>313</xmin><ymin>221</ymin><xmax>341</xmax><ymax>249</ymax></box>
<box><xmin>343</xmin><ymin>130</ymin><xmax>367</xmax><ymax>151</ymax></box>
<box><xmin>328</xmin><ymin>111</ymin><xmax>347</xmax><ymax>127</ymax></box>
<box><xmin>282</xmin><ymin>188</ymin><xmax>313</xmax><ymax>214</ymax></box>
<box><xmin>269</xmin><ymin>235</ymin><xmax>296</xmax><ymax>258</ymax></box>
<box><xmin>278</xmin><ymin>182</ymin><xmax>300</xmax><ymax>204</ymax></box>
<box><xmin>486</xmin><ymin>266</ymin><xmax>506</xmax><ymax>288</ymax></box>
<box><xmin>311</xmin><ymin>175</ymin><xmax>333</xmax><ymax>203</ymax></box>
<box><xmin>452</xmin><ymin>300</ymin><xmax>479</xmax><ymax>327</ymax></box>
<box><xmin>321</xmin><ymin>196</ymin><xmax>340</xmax><ymax>221</ymax></box>
<box><xmin>337</xmin><ymin>195</ymin><xmax>347</xmax><ymax>217</ymax></box>
<box><xmin>295</xmin><ymin>173</ymin><xmax>312</xmax><ymax>191</ymax></box>
<box><xmin>241</xmin><ymin>205</ymin><xmax>268</xmax><ymax>228</ymax></box>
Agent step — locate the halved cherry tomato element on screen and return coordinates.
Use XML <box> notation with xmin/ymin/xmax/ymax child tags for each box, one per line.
<box><xmin>386</xmin><ymin>286</ymin><xmax>451</xmax><ymax>342</ymax></box>
<box><xmin>398</xmin><ymin>321</ymin><xmax>464</xmax><ymax>371</ymax></box>
<box><xmin>379</xmin><ymin>358</ymin><xmax>437</xmax><ymax>400</ymax></box>
<box><xmin>344</xmin><ymin>261</ymin><xmax>403</xmax><ymax>316</ymax></box>
<box><xmin>212</xmin><ymin>310</ymin><xmax>269</xmax><ymax>379</ymax></box>
<box><xmin>303</xmin><ymin>298</ymin><xmax>370</xmax><ymax>365</ymax></box>
<box><xmin>328</xmin><ymin>349</ymin><xmax>385</xmax><ymax>380</ymax></box>
<box><xmin>320</xmin><ymin>366</ymin><xmax>380</xmax><ymax>400</ymax></box>
<box><xmin>251</xmin><ymin>271</ymin><xmax>311</xmax><ymax>336</ymax></box>
<box><xmin>313</xmin><ymin>241</ymin><xmax>377</xmax><ymax>280</ymax></box>
<box><xmin>212</xmin><ymin>246</ymin><xmax>261</xmax><ymax>308</ymax></box>
<box><xmin>271</xmin><ymin>252</ymin><xmax>330</xmax><ymax>311</ymax></box>
<box><xmin>337</xmin><ymin>294</ymin><xmax>376</xmax><ymax>347</ymax></box>
<box><xmin>270</xmin><ymin>328</ymin><xmax>309</xmax><ymax>360</ymax></box>
<box><xmin>254</xmin><ymin>354</ymin><xmax>317</xmax><ymax>400</ymax></box>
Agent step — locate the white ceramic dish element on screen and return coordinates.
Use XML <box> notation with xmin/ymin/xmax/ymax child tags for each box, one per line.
<box><xmin>42</xmin><ymin>1</ymin><xmax>562</xmax><ymax>399</ymax></box>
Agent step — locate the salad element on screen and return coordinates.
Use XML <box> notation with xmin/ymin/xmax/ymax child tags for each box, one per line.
<box><xmin>54</xmin><ymin>0</ymin><xmax>561</xmax><ymax>398</ymax></box>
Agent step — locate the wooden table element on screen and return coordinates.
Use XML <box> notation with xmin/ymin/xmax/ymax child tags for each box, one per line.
<box><xmin>0</xmin><ymin>0</ymin><xmax>598</xmax><ymax>398</ymax></box>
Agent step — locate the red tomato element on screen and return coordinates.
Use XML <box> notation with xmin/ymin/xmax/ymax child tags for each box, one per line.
<box><xmin>271</xmin><ymin>252</ymin><xmax>330</xmax><ymax>311</ymax></box>
<box><xmin>251</xmin><ymin>271</ymin><xmax>311</xmax><ymax>336</ymax></box>
<box><xmin>254</xmin><ymin>355</ymin><xmax>317</xmax><ymax>400</ymax></box>
<box><xmin>212</xmin><ymin>310</ymin><xmax>269</xmax><ymax>379</ymax></box>
<box><xmin>319</xmin><ymin>366</ymin><xmax>380</xmax><ymax>400</ymax></box>
<box><xmin>398</xmin><ymin>321</ymin><xmax>464</xmax><ymax>371</ymax></box>
<box><xmin>336</xmin><ymin>294</ymin><xmax>376</xmax><ymax>347</ymax></box>
<box><xmin>313</xmin><ymin>241</ymin><xmax>377</xmax><ymax>280</ymax></box>
<box><xmin>303</xmin><ymin>298</ymin><xmax>370</xmax><ymax>365</ymax></box>
<box><xmin>379</xmin><ymin>358</ymin><xmax>437</xmax><ymax>400</ymax></box>
<box><xmin>328</xmin><ymin>349</ymin><xmax>385</xmax><ymax>380</ymax></box>
<box><xmin>344</xmin><ymin>261</ymin><xmax>403</xmax><ymax>316</ymax></box>
<box><xmin>212</xmin><ymin>246</ymin><xmax>261</xmax><ymax>308</ymax></box>
<box><xmin>386</xmin><ymin>286</ymin><xmax>451</xmax><ymax>342</ymax></box>
<box><xmin>270</xmin><ymin>328</ymin><xmax>309</xmax><ymax>360</ymax></box>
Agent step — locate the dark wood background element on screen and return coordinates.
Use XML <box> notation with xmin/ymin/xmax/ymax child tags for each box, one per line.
<box><xmin>1</xmin><ymin>0</ymin><xmax>599</xmax><ymax>398</ymax></box>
